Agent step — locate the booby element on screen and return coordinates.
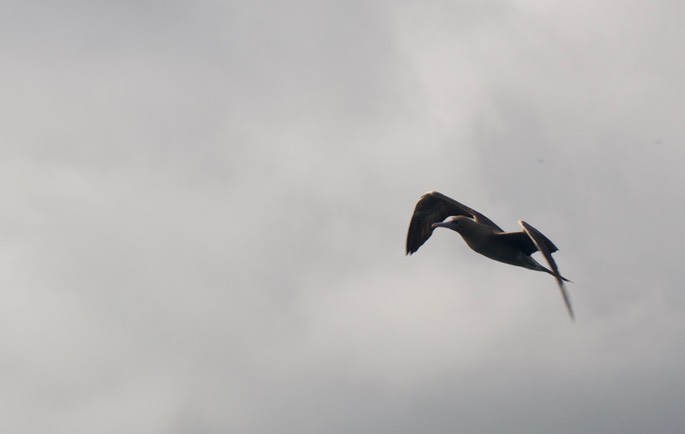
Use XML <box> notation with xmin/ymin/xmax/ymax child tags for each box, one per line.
<box><xmin>406</xmin><ymin>191</ymin><xmax>574</xmax><ymax>320</ymax></box>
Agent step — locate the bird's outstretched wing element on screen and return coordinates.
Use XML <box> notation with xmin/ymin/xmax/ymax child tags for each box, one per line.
<box><xmin>406</xmin><ymin>191</ymin><xmax>502</xmax><ymax>255</ymax></box>
<box><xmin>519</xmin><ymin>220</ymin><xmax>574</xmax><ymax>320</ymax></box>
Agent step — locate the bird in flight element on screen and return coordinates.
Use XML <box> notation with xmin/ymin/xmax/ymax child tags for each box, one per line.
<box><xmin>406</xmin><ymin>191</ymin><xmax>574</xmax><ymax>320</ymax></box>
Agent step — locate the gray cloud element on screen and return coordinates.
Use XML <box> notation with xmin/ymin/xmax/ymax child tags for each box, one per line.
<box><xmin>1</xmin><ymin>1</ymin><xmax>684</xmax><ymax>433</ymax></box>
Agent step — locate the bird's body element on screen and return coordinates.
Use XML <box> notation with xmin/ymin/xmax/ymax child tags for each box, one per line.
<box><xmin>406</xmin><ymin>191</ymin><xmax>574</xmax><ymax>319</ymax></box>
<box><xmin>443</xmin><ymin>216</ymin><xmax>561</xmax><ymax>276</ymax></box>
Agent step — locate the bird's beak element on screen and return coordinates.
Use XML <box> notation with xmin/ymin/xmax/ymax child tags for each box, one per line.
<box><xmin>431</xmin><ymin>222</ymin><xmax>448</xmax><ymax>229</ymax></box>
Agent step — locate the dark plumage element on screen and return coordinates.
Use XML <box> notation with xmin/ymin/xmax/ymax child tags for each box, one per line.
<box><xmin>406</xmin><ymin>191</ymin><xmax>574</xmax><ymax>320</ymax></box>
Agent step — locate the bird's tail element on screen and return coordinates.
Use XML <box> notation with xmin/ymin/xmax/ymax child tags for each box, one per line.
<box><xmin>548</xmin><ymin>269</ymin><xmax>573</xmax><ymax>283</ymax></box>
<box><xmin>528</xmin><ymin>257</ymin><xmax>572</xmax><ymax>283</ymax></box>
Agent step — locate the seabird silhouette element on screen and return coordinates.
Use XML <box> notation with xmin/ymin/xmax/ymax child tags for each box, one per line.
<box><xmin>406</xmin><ymin>191</ymin><xmax>574</xmax><ymax>320</ymax></box>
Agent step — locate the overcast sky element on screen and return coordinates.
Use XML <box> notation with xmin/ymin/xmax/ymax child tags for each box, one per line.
<box><xmin>2</xmin><ymin>1</ymin><xmax>685</xmax><ymax>433</ymax></box>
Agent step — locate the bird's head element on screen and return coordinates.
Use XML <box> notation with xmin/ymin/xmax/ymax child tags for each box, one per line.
<box><xmin>431</xmin><ymin>215</ymin><xmax>471</xmax><ymax>233</ymax></box>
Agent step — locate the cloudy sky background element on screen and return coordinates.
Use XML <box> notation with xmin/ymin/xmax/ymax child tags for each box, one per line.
<box><xmin>2</xmin><ymin>0</ymin><xmax>684</xmax><ymax>432</ymax></box>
